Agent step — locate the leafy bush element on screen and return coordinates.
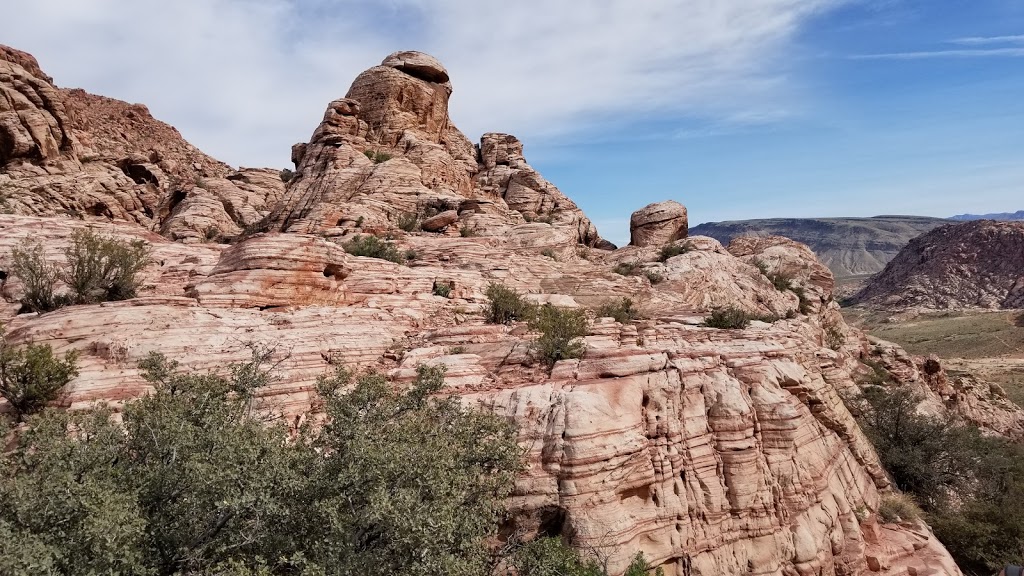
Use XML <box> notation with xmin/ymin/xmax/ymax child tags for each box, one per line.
<box><xmin>613</xmin><ymin>261</ymin><xmax>641</xmax><ymax>276</ymax></box>
<box><xmin>529</xmin><ymin>304</ymin><xmax>588</xmax><ymax>367</ymax></box>
<box><xmin>541</xmin><ymin>248</ymin><xmax>557</xmax><ymax>259</ymax></box>
<box><xmin>404</xmin><ymin>248</ymin><xmax>419</xmax><ymax>261</ymax></box>
<box><xmin>878</xmin><ymin>493</ymin><xmax>922</xmax><ymax>524</ymax></box>
<box><xmin>596</xmin><ymin>297</ymin><xmax>641</xmax><ymax>324</ymax></box>
<box><xmin>658</xmin><ymin>242</ymin><xmax>690</xmax><ymax>262</ymax></box>
<box><xmin>432</xmin><ymin>281</ymin><xmax>452</xmax><ymax>298</ymax></box>
<box><xmin>702</xmin><ymin>307</ymin><xmax>752</xmax><ymax>329</ymax></box>
<box><xmin>644</xmin><ymin>270</ymin><xmax>665</xmax><ymax>284</ymax></box>
<box><xmin>363</xmin><ymin>149</ymin><xmax>392</xmax><ymax>164</ymax></box>
<box><xmin>460</xmin><ymin>225</ymin><xmax>480</xmax><ymax>238</ymax></box>
<box><xmin>342</xmin><ymin>235</ymin><xmax>405</xmax><ymax>264</ymax></box>
<box><xmin>0</xmin><ymin>340</ymin><xmax>78</xmax><ymax>421</ymax></box>
<box><xmin>63</xmin><ymin>229</ymin><xmax>150</xmax><ymax>304</ymax></box>
<box><xmin>511</xmin><ymin>537</ymin><xmax>603</xmax><ymax>576</ymax></box>
<box><xmin>279</xmin><ymin>168</ymin><xmax>294</xmax><ymax>182</ymax></box>
<box><xmin>0</xmin><ymin>354</ymin><xmax>521</xmax><ymax>576</ymax></box>
<box><xmin>484</xmin><ymin>283</ymin><xmax>535</xmax><ymax>325</ymax></box>
<box><xmin>397</xmin><ymin>211</ymin><xmax>420</xmax><ymax>232</ymax></box>
<box><xmin>10</xmin><ymin>240</ymin><xmax>68</xmax><ymax>313</ymax></box>
<box><xmin>824</xmin><ymin>321</ymin><xmax>845</xmax><ymax>350</ymax></box>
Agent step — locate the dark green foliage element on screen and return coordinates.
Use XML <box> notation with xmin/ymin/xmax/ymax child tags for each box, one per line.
<box><xmin>397</xmin><ymin>211</ymin><xmax>420</xmax><ymax>232</ymax></box>
<box><xmin>404</xmin><ymin>249</ymin><xmax>418</xmax><ymax>261</ymax></box>
<box><xmin>613</xmin><ymin>261</ymin><xmax>641</xmax><ymax>276</ymax></box>
<box><xmin>279</xmin><ymin>168</ymin><xmax>294</xmax><ymax>182</ymax></box>
<box><xmin>658</xmin><ymin>242</ymin><xmax>690</xmax><ymax>262</ymax></box>
<box><xmin>0</xmin><ymin>341</ymin><xmax>78</xmax><ymax>421</ymax></box>
<box><xmin>595</xmin><ymin>297</ymin><xmax>640</xmax><ymax>324</ymax></box>
<box><xmin>433</xmin><ymin>281</ymin><xmax>452</xmax><ymax>298</ymax></box>
<box><xmin>342</xmin><ymin>235</ymin><xmax>405</xmax><ymax>264</ymax></box>
<box><xmin>10</xmin><ymin>240</ymin><xmax>69</xmax><ymax>313</ymax></box>
<box><xmin>852</xmin><ymin>384</ymin><xmax>1024</xmax><ymax>573</ymax></box>
<box><xmin>858</xmin><ymin>358</ymin><xmax>895</xmax><ymax>386</ymax></box>
<box><xmin>0</xmin><ymin>353</ymin><xmax>522</xmax><ymax>576</ymax></box>
<box><xmin>529</xmin><ymin>304</ymin><xmax>588</xmax><ymax>367</ymax></box>
<box><xmin>702</xmin><ymin>307</ymin><xmax>752</xmax><ymax>329</ymax></box>
<box><xmin>62</xmin><ymin>228</ymin><xmax>150</xmax><ymax>304</ymax></box>
<box><xmin>510</xmin><ymin>537</ymin><xmax>602</xmax><ymax>576</ymax></box>
<box><xmin>363</xmin><ymin>150</ymin><xmax>392</xmax><ymax>164</ymax></box>
<box><xmin>460</xmin><ymin>226</ymin><xmax>480</xmax><ymax>238</ymax></box>
<box><xmin>877</xmin><ymin>494</ymin><xmax>921</xmax><ymax>523</ymax></box>
<box><xmin>484</xmin><ymin>283</ymin><xmax>535</xmax><ymax>325</ymax></box>
<box><xmin>644</xmin><ymin>270</ymin><xmax>664</xmax><ymax>285</ymax></box>
<box><xmin>754</xmin><ymin>261</ymin><xmax>813</xmax><ymax>314</ymax></box>
<box><xmin>540</xmin><ymin>248</ymin><xmax>557</xmax><ymax>259</ymax></box>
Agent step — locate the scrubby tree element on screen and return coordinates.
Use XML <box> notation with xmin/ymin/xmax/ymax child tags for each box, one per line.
<box><xmin>62</xmin><ymin>228</ymin><xmax>150</xmax><ymax>303</ymax></box>
<box><xmin>9</xmin><ymin>240</ymin><xmax>66</xmax><ymax>313</ymax></box>
<box><xmin>485</xmin><ymin>283</ymin><xmax>535</xmax><ymax>325</ymax></box>
<box><xmin>0</xmin><ymin>338</ymin><xmax>78</xmax><ymax>421</ymax></box>
<box><xmin>529</xmin><ymin>304</ymin><xmax>588</xmax><ymax>367</ymax></box>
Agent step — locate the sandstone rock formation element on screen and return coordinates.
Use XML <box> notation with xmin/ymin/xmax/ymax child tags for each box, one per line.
<box><xmin>689</xmin><ymin>216</ymin><xmax>949</xmax><ymax>279</ymax></box>
<box><xmin>0</xmin><ymin>46</ymin><xmax>966</xmax><ymax>576</ymax></box>
<box><xmin>258</xmin><ymin>52</ymin><xmax>604</xmax><ymax>248</ymax></box>
<box><xmin>855</xmin><ymin>220</ymin><xmax>1024</xmax><ymax>311</ymax></box>
<box><xmin>630</xmin><ymin>200</ymin><xmax>688</xmax><ymax>247</ymax></box>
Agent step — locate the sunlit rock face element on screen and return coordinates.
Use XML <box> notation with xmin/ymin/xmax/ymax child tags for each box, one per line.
<box><xmin>0</xmin><ymin>46</ymin><xmax>965</xmax><ymax>576</ymax></box>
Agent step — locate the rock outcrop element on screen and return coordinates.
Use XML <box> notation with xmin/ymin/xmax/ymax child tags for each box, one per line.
<box><xmin>854</xmin><ymin>220</ymin><xmax>1024</xmax><ymax>311</ymax></box>
<box><xmin>630</xmin><ymin>201</ymin><xmax>688</xmax><ymax>247</ymax></box>
<box><xmin>689</xmin><ymin>216</ymin><xmax>949</xmax><ymax>279</ymax></box>
<box><xmin>0</xmin><ymin>47</ymin><xmax>965</xmax><ymax>576</ymax></box>
<box><xmin>259</xmin><ymin>52</ymin><xmax>604</xmax><ymax>248</ymax></box>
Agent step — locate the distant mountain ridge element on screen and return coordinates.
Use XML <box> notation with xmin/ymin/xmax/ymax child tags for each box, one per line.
<box><xmin>689</xmin><ymin>216</ymin><xmax>948</xmax><ymax>279</ymax></box>
<box><xmin>949</xmin><ymin>210</ymin><xmax>1024</xmax><ymax>221</ymax></box>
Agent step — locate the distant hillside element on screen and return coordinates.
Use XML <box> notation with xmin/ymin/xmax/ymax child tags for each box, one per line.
<box><xmin>950</xmin><ymin>210</ymin><xmax>1024</xmax><ymax>221</ymax></box>
<box><xmin>854</xmin><ymin>220</ymin><xmax>1024</xmax><ymax>310</ymax></box>
<box><xmin>689</xmin><ymin>216</ymin><xmax>948</xmax><ymax>279</ymax></box>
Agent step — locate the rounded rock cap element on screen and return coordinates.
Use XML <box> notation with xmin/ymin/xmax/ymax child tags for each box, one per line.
<box><xmin>382</xmin><ymin>51</ymin><xmax>450</xmax><ymax>84</ymax></box>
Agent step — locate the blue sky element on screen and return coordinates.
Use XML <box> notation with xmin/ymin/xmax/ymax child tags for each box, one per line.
<box><xmin>2</xmin><ymin>0</ymin><xmax>1022</xmax><ymax>245</ymax></box>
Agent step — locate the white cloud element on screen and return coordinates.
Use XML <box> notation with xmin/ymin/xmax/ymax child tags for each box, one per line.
<box><xmin>0</xmin><ymin>0</ymin><xmax>844</xmax><ymax>168</ymax></box>
<box><xmin>851</xmin><ymin>47</ymin><xmax>1024</xmax><ymax>60</ymax></box>
<box><xmin>951</xmin><ymin>34</ymin><xmax>1024</xmax><ymax>45</ymax></box>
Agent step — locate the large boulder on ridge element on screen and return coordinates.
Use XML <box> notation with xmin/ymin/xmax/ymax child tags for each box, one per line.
<box><xmin>629</xmin><ymin>200</ymin><xmax>688</xmax><ymax>247</ymax></box>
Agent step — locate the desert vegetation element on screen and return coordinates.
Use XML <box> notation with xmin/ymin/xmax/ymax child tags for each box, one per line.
<box><xmin>0</xmin><ymin>337</ymin><xmax>79</xmax><ymax>422</ymax></box>
<box><xmin>851</xmin><ymin>384</ymin><xmax>1024</xmax><ymax>574</ymax></box>
<box><xmin>595</xmin><ymin>297</ymin><xmax>641</xmax><ymax>324</ymax></box>
<box><xmin>342</xmin><ymin>234</ymin><xmax>407</xmax><ymax>264</ymax></box>
<box><xmin>702</xmin><ymin>307</ymin><xmax>752</xmax><ymax>329</ymax></box>
<box><xmin>363</xmin><ymin>149</ymin><xmax>393</xmax><ymax>164</ymax></box>
<box><xmin>11</xmin><ymin>229</ymin><xmax>150</xmax><ymax>313</ymax></box>
<box><xmin>529</xmin><ymin>304</ymin><xmax>588</xmax><ymax>367</ymax></box>
<box><xmin>484</xmin><ymin>283</ymin><xmax>534</xmax><ymax>325</ymax></box>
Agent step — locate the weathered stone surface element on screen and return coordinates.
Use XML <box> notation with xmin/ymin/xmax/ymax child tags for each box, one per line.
<box><xmin>855</xmin><ymin>220</ymin><xmax>1024</xmax><ymax>311</ymax></box>
<box><xmin>0</xmin><ymin>45</ymin><xmax>967</xmax><ymax>576</ymax></box>
<box><xmin>630</xmin><ymin>201</ymin><xmax>688</xmax><ymax>247</ymax></box>
<box><xmin>420</xmin><ymin>209</ymin><xmax>457</xmax><ymax>231</ymax></box>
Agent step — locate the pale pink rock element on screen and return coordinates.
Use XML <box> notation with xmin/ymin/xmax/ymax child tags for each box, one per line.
<box><xmin>629</xmin><ymin>201</ymin><xmax>688</xmax><ymax>247</ymax></box>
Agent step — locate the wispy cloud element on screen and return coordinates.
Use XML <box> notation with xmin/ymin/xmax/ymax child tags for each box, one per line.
<box><xmin>852</xmin><ymin>47</ymin><xmax>1024</xmax><ymax>60</ymax></box>
<box><xmin>951</xmin><ymin>34</ymin><xmax>1024</xmax><ymax>45</ymax></box>
<box><xmin>0</xmin><ymin>0</ymin><xmax>849</xmax><ymax>168</ymax></box>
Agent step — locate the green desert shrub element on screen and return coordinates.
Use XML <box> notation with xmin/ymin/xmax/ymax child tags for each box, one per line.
<box><xmin>279</xmin><ymin>168</ymin><xmax>294</xmax><ymax>182</ymax></box>
<box><xmin>702</xmin><ymin>307</ymin><xmax>752</xmax><ymax>329</ymax></box>
<box><xmin>363</xmin><ymin>149</ymin><xmax>392</xmax><ymax>164</ymax></box>
<box><xmin>62</xmin><ymin>228</ymin><xmax>150</xmax><ymax>304</ymax></box>
<box><xmin>0</xmin><ymin>340</ymin><xmax>78</xmax><ymax>421</ymax></box>
<box><xmin>644</xmin><ymin>270</ymin><xmax>665</xmax><ymax>284</ymax></box>
<box><xmin>595</xmin><ymin>297</ymin><xmax>641</xmax><ymax>324</ymax></box>
<box><xmin>510</xmin><ymin>537</ymin><xmax>603</xmax><ymax>576</ymax></box>
<box><xmin>484</xmin><ymin>283</ymin><xmax>535</xmax><ymax>325</ymax></box>
<box><xmin>432</xmin><ymin>281</ymin><xmax>452</xmax><ymax>298</ymax></box>
<box><xmin>658</xmin><ymin>242</ymin><xmax>690</xmax><ymax>262</ymax></box>
<box><xmin>540</xmin><ymin>248</ymin><xmax>557</xmax><ymax>260</ymax></box>
<box><xmin>397</xmin><ymin>211</ymin><xmax>420</xmax><ymax>232</ymax></box>
<box><xmin>0</xmin><ymin>354</ymin><xmax>521</xmax><ymax>576</ymax></box>
<box><xmin>613</xmin><ymin>261</ymin><xmax>641</xmax><ymax>276</ymax></box>
<box><xmin>877</xmin><ymin>493</ymin><xmax>922</xmax><ymax>524</ymax></box>
<box><xmin>9</xmin><ymin>240</ymin><xmax>68</xmax><ymax>313</ymax></box>
<box><xmin>459</xmin><ymin>225</ymin><xmax>480</xmax><ymax>238</ymax></box>
<box><xmin>529</xmin><ymin>304</ymin><xmax>588</xmax><ymax>367</ymax></box>
<box><xmin>342</xmin><ymin>235</ymin><xmax>405</xmax><ymax>264</ymax></box>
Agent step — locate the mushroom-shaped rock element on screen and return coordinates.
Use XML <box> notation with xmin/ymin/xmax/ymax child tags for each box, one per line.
<box><xmin>421</xmin><ymin>210</ymin><xmax>458</xmax><ymax>232</ymax></box>
<box><xmin>382</xmin><ymin>51</ymin><xmax>451</xmax><ymax>85</ymax></box>
<box><xmin>629</xmin><ymin>200</ymin><xmax>688</xmax><ymax>247</ymax></box>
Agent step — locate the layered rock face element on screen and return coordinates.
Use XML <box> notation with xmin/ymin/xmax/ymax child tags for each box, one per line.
<box><xmin>0</xmin><ymin>48</ymin><xmax>964</xmax><ymax>576</ymax></box>
<box><xmin>259</xmin><ymin>52</ymin><xmax>603</xmax><ymax>248</ymax></box>
<box><xmin>630</xmin><ymin>201</ymin><xmax>688</xmax><ymax>247</ymax></box>
<box><xmin>855</xmin><ymin>220</ymin><xmax>1024</xmax><ymax>311</ymax></box>
<box><xmin>0</xmin><ymin>45</ymin><xmax>283</xmax><ymax>241</ymax></box>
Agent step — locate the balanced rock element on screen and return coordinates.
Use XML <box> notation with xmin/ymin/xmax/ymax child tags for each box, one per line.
<box><xmin>629</xmin><ymin>200</ymin><xmax>688</xmax><ymax>247</ymax></box>
<box><xmin>421</xmin><ymin>210</ymin><xmax>457</xmax><ymax>232</ymax></box>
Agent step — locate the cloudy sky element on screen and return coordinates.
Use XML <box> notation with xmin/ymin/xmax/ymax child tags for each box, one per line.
<box><xmin>2</xmin><ymin>0</ymin><xmax>1022</xmax><ymax>245</ymax></box>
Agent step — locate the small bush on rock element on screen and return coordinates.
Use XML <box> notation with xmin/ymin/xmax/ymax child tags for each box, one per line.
<box><xmin>363</xmin><ymin>149</ymin><xmax>392</xmax><ymax>164</ymax></box>
<box><xmin>0</xmin><ymin>339</ymin><xmax>78</xmax><ymax>421</ymax></box>
<box><xmin>342</xmin><ymin>235</ymin><xmax>405</xmax><ymax>264</ymax></box>
<box><xmin>10</xmin><ymin>240</ymin><xmax>68</xmax><ymax>313</ymax></box>
<box><xmin>613</xmin><ymin>261</ymin><xmax>641</xmax><ymax>276</ymax></box>
<box><xmin>279</xmin><ymin>168</ymin><xmax>294</xmax><ymax>182</ymax></box>
<box><xmin>484</xmin><ymin>283</ymin><xmax>535</xmax><ymax>325</ymax></box>
<box><xmin>397</xmin><ymin>211</ymin><xmax>420</xmax><ymax>232</ymax></box>
<box><xmin>702</xmin><ymin>307</ymin><xmax>752</xmax><ymax>329</ymax></box>
<box><xmin>644</xmin><ymin>270</ymin><xmax>665</xmax><ymax>284</ymax></box>
<box><xmin>658</xmin><ymin>242</ymin><xmax>690</xmax><ymax>262</ymax></box>
<box><xmin>530</xmin><ymin>304</ymin><xmax>588</xmax><ymax>367</ymax></box>
<box><xmin>63</xmin><ymin>229</ymin><xmax>150</xmax><ymax>304</ymax></box>
<box><xmin>878</xmin><ymin>493</ymin><xmax>922</xmax><ymax>524</ymax></box>
<box><xmin>432</xmin><ymin>281</ymin><xmax>452</xmax><ymax>298</ymax></box>
<box><xmin>596</xmin><ymin>297</ymin><xmax>641</xmax><ymax>324</ymax></box>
